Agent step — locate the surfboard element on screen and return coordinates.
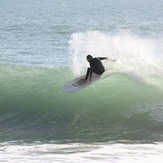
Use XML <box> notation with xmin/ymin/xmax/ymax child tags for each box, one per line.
<box><xmin>62</xmin><ymin>73</ymin><xmax>101</xmax><ymax>92</ymax></box>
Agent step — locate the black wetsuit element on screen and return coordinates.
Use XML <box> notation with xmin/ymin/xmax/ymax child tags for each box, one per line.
<box><xmin>85</xmin><ymin>57</ymin><xmax>106</xmax><ymax>80</ymax></box>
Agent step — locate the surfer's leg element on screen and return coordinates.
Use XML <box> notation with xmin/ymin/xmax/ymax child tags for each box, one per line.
<box><xmin>93</xmin><ymin>69</ymin><xmax>104</xmax><ymax>75</ymax></box>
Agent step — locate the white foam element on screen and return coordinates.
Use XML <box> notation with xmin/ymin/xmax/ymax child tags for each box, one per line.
<box><xmin>1</xmin><ymin>141</ymin><xmax>163</xmax><ymax>163</ymax></box>
<box><xmin>68</xmin><ymin>31</ymin><xmax>163</xmax><ymax>80</ymax></box>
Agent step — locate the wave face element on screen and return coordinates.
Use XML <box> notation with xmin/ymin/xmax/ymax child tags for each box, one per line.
<box><xmin>0</xmin><ymin>65</ymin><xmax>163</xmax><ymax>142</ymax></box>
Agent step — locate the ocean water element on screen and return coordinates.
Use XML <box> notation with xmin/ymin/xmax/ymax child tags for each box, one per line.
<box><xmin>0</xmin><ymin>0</ymin><xmax>163</xmax><ymax>162</ymax></box>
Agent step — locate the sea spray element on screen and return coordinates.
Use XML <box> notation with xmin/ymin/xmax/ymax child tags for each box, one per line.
<box><xmin>69</xmin><ymin>31</ymin><xmax>163</xmax><ymax>86</ymax></box>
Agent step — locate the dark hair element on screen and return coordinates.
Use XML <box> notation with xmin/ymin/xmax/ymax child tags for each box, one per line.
<box><xmin>86</xmin><ymin>55</ymin><xmax>93</xmax><ymax>59</ymax></box>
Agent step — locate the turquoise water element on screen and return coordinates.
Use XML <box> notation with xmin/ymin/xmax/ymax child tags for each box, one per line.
<box><xmin>0</xmin><ymin>0</ymin><xmax>163</xmax><ymax>162</ymax></box>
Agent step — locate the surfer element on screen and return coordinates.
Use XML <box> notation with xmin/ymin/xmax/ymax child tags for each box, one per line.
<box><xmin>85</xmin><ymin>55</ymin><xmax>107</xmax><ymax>80</ymax></box>
<box><xmin>63</xmin><ymin>55</ymin><xmax>116</xmax><ymax>91</ymax></box>
<box><xmin>78</xmin><ymin>55</ymin><xmax>110</xmax><ymax>84</ymax></box>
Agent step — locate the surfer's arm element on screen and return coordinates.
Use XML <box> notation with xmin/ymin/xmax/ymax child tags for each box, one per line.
<box><xmin>89</xmin><ymin>71</ymin><xmax>93</xmax><ymax>81</ymax></box>
<box><xmin>85</xmin><ymin>67</ymin><xmax>93</xmax><ymax>81</ymax></box>
<box><xmin>98</xmin><ymin>57</ymin><xmax>116</xmax><ymax>62</ymax></box>
<box><xmin>98</xmin><ymin>57</ymin><xmax>107</xmax><ymax>60</ymax></box>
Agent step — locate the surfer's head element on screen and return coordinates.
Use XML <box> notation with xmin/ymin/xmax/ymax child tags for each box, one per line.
<box><xmin>86</xmin><ymin>55</ymin><xmax>93</xmax><ymax>62</ymax></box>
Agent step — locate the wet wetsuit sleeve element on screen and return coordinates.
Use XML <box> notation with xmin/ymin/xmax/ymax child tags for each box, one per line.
<box><xmin>97</xmin><ymin>57</ymin><xmax>107</xmax><ymax>60</ymax></box>
<box><xmin>85</xmin><ymin>68</ymin><xmax>93</xmax><ymax>80</ymax></box>
<box><xmin>89</xmin><ymin>70</ymin><xmax>93</xmax><ymax>79</ymax></box>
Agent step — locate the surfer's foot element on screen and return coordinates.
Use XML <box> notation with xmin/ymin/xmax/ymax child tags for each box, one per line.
<box><xmin>77</xmin><ymin>78</ymin><xmax>87</xmax><ymax>85</ymax></box>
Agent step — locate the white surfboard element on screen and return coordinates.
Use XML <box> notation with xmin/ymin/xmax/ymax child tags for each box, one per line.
<box><xmin>62</xmin><ymin>73</ymin><xmax>101</xmax><ymax>92</ymax></box>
